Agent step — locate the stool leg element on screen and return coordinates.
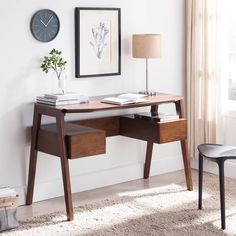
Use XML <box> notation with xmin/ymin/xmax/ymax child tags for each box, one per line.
<box><xmin>198</xmin><ymin>154</ymin><xmax>203</xmax><ymax>209</ymax></box>
<box><xmin>218</xmin><ymin>159</ymin><xmax>226</xmax><ymax>230</ymax></box>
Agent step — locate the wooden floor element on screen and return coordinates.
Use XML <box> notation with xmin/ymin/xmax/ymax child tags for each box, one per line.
<box><xmin>17</xmin><ymin>170</ymin><xmax>197</xmax><ymax>220</ymax></box>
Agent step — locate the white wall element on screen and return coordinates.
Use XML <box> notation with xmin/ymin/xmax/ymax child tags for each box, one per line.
<box><xmin>0</xmin><ymin>0</ymin><xmax>186</xmax><ymax>204</ymax></box>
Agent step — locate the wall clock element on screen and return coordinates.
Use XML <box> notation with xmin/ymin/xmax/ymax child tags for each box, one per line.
<box><xmin>30</xmin><ymin>9</ymin><xmax>60</xmax><ymax>42</ymax></box>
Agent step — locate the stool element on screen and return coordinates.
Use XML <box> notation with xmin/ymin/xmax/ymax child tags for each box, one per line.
<box><xmin>198</xmin><ymin>144</ymin><xmax>236</xmax><ymax>229</ymax></box>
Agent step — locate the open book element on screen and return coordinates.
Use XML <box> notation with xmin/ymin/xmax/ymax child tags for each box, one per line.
<box><xmin>101</xmin><ymin>93</ymin><xmax>148</xmax><ymax>105</ymax></box>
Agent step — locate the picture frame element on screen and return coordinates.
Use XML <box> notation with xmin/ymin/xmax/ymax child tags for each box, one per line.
<box><xmin>75</xmin><ymin>7</ymin><xmax>121</xmax><ymax>78</ymax></box>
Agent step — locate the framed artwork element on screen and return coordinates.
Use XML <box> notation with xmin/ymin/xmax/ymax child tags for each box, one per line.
<box><xmin>75</xmin><ymin>7</ymin><xmax>121</xmax><ymax>78</ymax></box>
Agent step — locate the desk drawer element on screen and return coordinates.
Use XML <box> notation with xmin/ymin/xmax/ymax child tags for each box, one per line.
<box><xmin>37</xmin><ymin>123</ymin><xmax>106</xmax><ymax>159</ymax></box>
<box><xmin>120</xmin><ymin>115</ymin><xmax>187</xmax><ymax>143</ymax></box>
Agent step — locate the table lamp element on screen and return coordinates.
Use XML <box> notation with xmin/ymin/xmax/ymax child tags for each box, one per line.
<box><xmin>132</xmin><ymin>34</ymin><xmax>161</xmax><ymax>95</ymax></box>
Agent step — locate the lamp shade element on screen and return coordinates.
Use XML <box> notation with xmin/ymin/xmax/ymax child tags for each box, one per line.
<box><xmin>132</xmin><ymin>34</ymin><xmax>161</xmax><ymax>58</ymax></box>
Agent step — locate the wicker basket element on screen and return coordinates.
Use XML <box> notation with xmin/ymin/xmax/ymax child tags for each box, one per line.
<box><xmin>0</xmin><ymin>195</ymin><xmax>19</xmax><ymax>232</ymax></box>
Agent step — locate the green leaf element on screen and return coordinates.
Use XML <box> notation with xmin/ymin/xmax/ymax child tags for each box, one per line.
<box><xmin>41</xmin><ymin>48</ymin><xmax>67</xmax><ymax>76</ymax></box>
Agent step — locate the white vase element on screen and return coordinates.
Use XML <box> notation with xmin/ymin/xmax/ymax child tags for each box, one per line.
<box><xmin>58</xmin><ymin>72</ymin><xmax>67</xmax><ymax>94</ymax></box>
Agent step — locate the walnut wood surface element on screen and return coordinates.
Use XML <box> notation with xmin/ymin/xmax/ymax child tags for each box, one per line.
<box><xmin>71</xmin><ymin>117</ymin><xmax>120</xmax><ymax>137</ymax></box>
<box><xmin>120</xmin><ymin>116</ymin><xmax>187</xmax><ymax>144</ymax></box>
<box><xmin>27</xmin><ymin>92</ymin><xmax>193</xmax><ymax>221</ymax></box>
<box><xmin>175</xmin><ymin>100</ymin><xmax>193</xmax><ymax>190</ymax></box>
<box><xmin>26</xmin><ymin>107</ymin><xmax>42</xmax><ymax>205</ymax></box>
<box><xmin>144</xmin><ymin>105</ymin><xmax>159</xmax><ymax>179</ymax></box>
<box><xmin>37</xmin><ymin>123</ymin><xmax>106</xmax><ymax>158</ymax></box>
<box><xmin>144</xmin><ymin>142</ymin><xmax>154</xmax><ymax>179</ymax></box>
<box><xmin>56</xmin><ymin>114</ymin><xmax>74</xmax><ymax>221</ymax></box>
<box><xmin>157</xmin><ymin>119</ymin><xmax>187</xmax><ymax>143</ymax></box>
<box><xmin>36</xmin><ymin>93</ymin><xmax>183</xmax><ymax>113</ymax></box>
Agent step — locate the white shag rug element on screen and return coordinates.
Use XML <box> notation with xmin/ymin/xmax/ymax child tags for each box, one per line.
<box><xmin>3</xmin><ymin>173</ymin><xmax>236</xmax><ymax>236</ymax></box>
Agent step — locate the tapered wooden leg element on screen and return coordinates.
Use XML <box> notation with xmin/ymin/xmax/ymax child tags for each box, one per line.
<box><xmin>143</xmin><ymin>105</ymin><xmax>159</xmax><ymax>179</ymax></box>
<box><xmin>198</xmin><ymin>154</ymin><xmax>203</xmax><ymax>209</ymax></box>
<box><xmin>57</xmin><ymin>115</ymin><xmax>74</xmax><ymax>221</ymax></box>
<box><xmin>26</xmin><ymin>107</ymin><xmax>42</xmax><ymax>205</ymax></box>
<box><xmin>180</xmin><ymin>140</ymin><xmax>193</xmax><ymax>190</ymax></box>
<box><xmin>175</xmin><ymin>100</ymin><xmax>193</xmax><ymax>191</ymax></box>
<box><xmin>144</xmin><ymin>142</ymin><xmax>154</xmax><ymax>179</ymax></box>
<box><xmin>60</xmin><ymin>157</ymin><xmax>73</xmax><ymax>221</ymax></box>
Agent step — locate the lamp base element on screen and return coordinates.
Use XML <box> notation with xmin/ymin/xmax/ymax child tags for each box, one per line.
<box><xmin>139</xmin><ymin>91</ymin><xmax>157</xmax><ymax>96</ymax></box>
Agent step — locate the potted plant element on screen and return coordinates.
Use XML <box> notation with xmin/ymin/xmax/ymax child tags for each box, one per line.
<box><xmin>41</xmin><ymin>49</ymin><xmax>67</xmax><ymax>94</ymax></box>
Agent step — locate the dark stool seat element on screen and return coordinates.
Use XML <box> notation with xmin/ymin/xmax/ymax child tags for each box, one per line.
<box><xmin>198</xmin><ymin>144</ymin><xmax>236</xmax><ymax>229</ymax></box>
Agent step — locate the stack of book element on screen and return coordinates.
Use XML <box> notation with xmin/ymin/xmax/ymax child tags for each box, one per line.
<box><xmin>134</xmin><ymin>112</ymin><xmax>179</xmax><ymax>122</ymax></box>
<box><xmin>0</xmin><ymin>186</ymin><xmax>17</xmax><ymax>198</ymax></box>
<box><xmin>36</xmin><ymin>92</ymin><xmax>89</xmax><ymax>106</ymax></box>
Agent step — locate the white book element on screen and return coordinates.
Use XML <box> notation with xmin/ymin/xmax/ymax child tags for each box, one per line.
<box><xmin>0</xmin><ymin>185</ymin><xmax>10</xmax><ymax>189</ymax></box>
<box><xmin>37</xmin><ymin>96</ymin><xmax>78</xmax><ymax>103</ymax></box>
<box><xmin>44</xmin><ymin>92</ymin><xmax>84</xmax><ymax>101</ymax></box>
<box><xmin>36</xmin><ymin>95</ymin><xmax>89</xmax><ymax>106</ymax></box>
<box><xmin>36</xmin><ymin>99</ymin><xmax>87</xmax><ymax>106</ymax></box>
<box><xmin>0</xmin><ymin>186</ymin><xmax>17</xmax><ymax>197</ymax></box>
<box><xmin>101</xmin><ymin>93</ymin><xmax>148</xmax><ymax>105</ymax></box>
<box><xmin>134</xmin><ymin>112</ymin><xmax>179</xmax><ymax>122</ymax></box>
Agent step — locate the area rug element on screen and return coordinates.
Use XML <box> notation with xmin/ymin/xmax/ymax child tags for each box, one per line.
<box><xmin>3</xmin><ymin>173</ymin><xmax>236</xmax><ymax>236</ymax></box>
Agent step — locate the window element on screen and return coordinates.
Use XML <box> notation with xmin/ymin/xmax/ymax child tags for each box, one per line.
<box><xmin>226</xmin><ymin>1</ymin><xmax>236</xmax><ymax>104</ymax></box>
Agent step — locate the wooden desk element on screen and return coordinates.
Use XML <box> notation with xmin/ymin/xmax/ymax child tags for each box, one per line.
<box><xmin>26</xmin><ymin>92</ymin><xmax>193</xmax><ymax>221</ymax></box>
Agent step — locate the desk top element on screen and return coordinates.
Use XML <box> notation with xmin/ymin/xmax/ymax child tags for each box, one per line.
<box><xmin>36</xmin><ymin>92</ymin><xmax>183</xmax><ymax>113</ymax></box>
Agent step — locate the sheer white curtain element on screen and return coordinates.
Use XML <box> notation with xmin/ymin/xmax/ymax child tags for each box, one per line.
<box><xmin>186</xmin><ymin>0</ymin><xmax>224</xmax><ymax>158</ymax></box>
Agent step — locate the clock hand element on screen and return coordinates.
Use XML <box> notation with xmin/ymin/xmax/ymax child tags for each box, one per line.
<box><xmin>40</xmin><ymin>19</ymin><xmax>47</xmax><ymax>27</ymax></box>
<box><xmin>45</xmin><ymin>16</ymin><xmax>54</xmax><ymax>27</ymax></box>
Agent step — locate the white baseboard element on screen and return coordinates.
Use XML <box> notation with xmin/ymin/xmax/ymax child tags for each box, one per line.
<box><xmin>17</xmin><ymin>154</ymin><xmax>184</xmax><ymax>205</ymax></box>
<box><xmin>191</xmin><ymin>158</ymin><xmax>236</xmax><ymax>179</ymax></box>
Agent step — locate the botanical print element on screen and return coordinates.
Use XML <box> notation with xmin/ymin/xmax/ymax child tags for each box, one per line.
<box><xmin>89</xmin><ymin>22</ymin><xmax>109</xmax><ymax>59</ymax></box>
<box><xmin>75</xmin><ymin>8</ymin><xmax>120</xmax><ymax>77</ymax></box>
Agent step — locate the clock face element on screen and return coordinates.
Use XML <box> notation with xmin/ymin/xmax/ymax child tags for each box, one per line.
<box><xmin>30</xmin><ymin>9</ymin><xmax>60</xmax><ymax>42</ymax></box>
